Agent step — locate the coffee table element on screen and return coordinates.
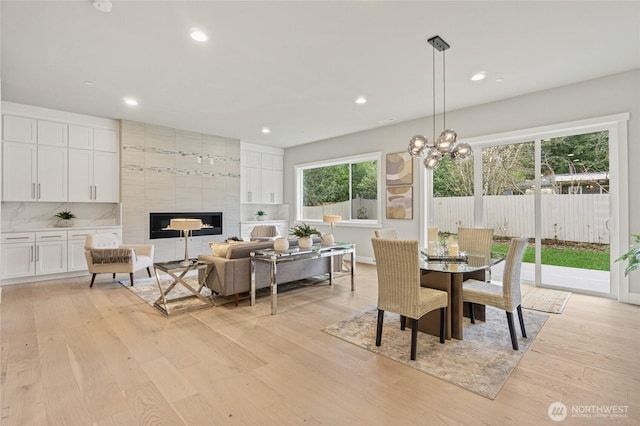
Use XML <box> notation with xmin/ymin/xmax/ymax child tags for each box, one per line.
<box><xmin>153</xmin><ymin>259</ymin><xmax>213</xmax><ymax>316</ymax></box>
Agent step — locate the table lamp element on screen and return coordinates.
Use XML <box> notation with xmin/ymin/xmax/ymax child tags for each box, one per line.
<box><xmin>170</xmin><ymin>218</ymin><xmax>202</xmax><ymax>266</ymax></box>
<box><xmin>323</xmin><ymin>214</ymin><xmax>342</xmax><ymax>245</ymax></box>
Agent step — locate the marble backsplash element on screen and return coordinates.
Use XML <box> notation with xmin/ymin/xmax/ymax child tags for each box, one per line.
<box><xmin>241</xmin><ymin>204</ymin><xmax>289</xmax><ymax>222</ymax></box>
<box><xmin>1</xmin><ymin>202</ymin><xmax>120</xmax><ymax>231</ymax></box>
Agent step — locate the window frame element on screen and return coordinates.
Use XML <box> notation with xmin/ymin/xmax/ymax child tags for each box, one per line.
<box><xmin>294</xmin><ymin>151</ymin><xmax>382</xmax><ymax>227</ymax></box>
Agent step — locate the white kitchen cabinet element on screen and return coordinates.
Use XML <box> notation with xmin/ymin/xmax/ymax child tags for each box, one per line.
<box><xmin>241</xmin><ymin>166</ymin><xmax>262</xmax><ymax>203</ymax></box>
<box><xmin>261</xmin><ymin>169</ymin><xmax>283</xmax><ymax>204</ymax></box>
<box><xmin>1</xmin><ymin>233</ymin><xmax>36</xmax><ymax>279</ymax></box>
<box><xmin>1</xmin><ymin>141</ymin><xmax>67</xmax><ymax>202</ymax></box>
<box><xmin>94</xmin><ymin>128</ymin><xmax>118</xmax><ymax>152</ymax></box>
<box><xmin>37</xmin><ymin>120</ymin><xmax>68</xmax><ymax>147</ymax></box>
<box><xmin>2</xmin><ymin>115</ymin><xmax>36</xmax><ymax>143</ymax></box>
<box><xmin>68</xmin><ymin>149</ymin><xmax>118</xmax><ymax>202</ymax></box>
<box><xmin>35</xmin><ymin>231</ymin><xmax>67</xmax><ymax>275</ymax></box>
<box><xmin>67</xmin><ymin>229</ymin><xmax>95</xmax><ymax>272</ymax></box>
<box><xmin>69</xmin><ymin>125</ymin><xmax>93</xmax><ymax>149</ymax></box>
<box><xmin>241</xmin><ymin>149</ymin><xmax>284</xmax><ymax>204</ymax></box>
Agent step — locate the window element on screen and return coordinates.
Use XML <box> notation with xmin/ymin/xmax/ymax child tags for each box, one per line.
<box><xmin>295</xmin><ymin>152</ymin><xmax>381</xmax><ymax>225</ymax></box>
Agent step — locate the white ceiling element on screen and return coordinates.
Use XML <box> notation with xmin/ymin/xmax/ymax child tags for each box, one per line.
<box><xmin>2</xmin><ymin>1</ymin><xmax>639</xmax><ymax>148</ymax></box>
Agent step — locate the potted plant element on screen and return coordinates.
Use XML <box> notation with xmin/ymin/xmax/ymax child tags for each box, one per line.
<box><xmin>289</xmin><ymin>222</ymin><xmax>321</xmax><ymax>249</ymax></box>
<box><xmin>616</xmin><ymin>234</ymin><xmax>640</xmax><ymax>276</ymax></box>
<box><xmin>256</xmin><ymin>210</ymin><xmax>267</xmax><ymax>221</ymax></box>
<box><xmin>55</xmin><ymin>210</ymin><xmax>76</xmax><ymax>227</ymax></box>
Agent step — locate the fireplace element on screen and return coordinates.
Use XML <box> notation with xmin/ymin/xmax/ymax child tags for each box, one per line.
<box><xmin>150</xmin><ymin>212</ymin><xmax>223</xmax><ymax>239</ymax></box>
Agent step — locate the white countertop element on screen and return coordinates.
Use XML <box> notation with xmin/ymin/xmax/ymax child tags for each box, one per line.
<box><xmin>2</xmin><ymin>225</ymin><xmax>121</xmax><ymax>233</ymax></box>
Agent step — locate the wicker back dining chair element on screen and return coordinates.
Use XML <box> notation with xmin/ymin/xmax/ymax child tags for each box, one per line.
<box><xmin>462</xmin><ymin>237</ymin><xmax>528</xmax><ymax>350</ymax></box>
<box><xmin>374</xmin><ymin>228</ymin><xmax>398</xmax><ymax>239</ymax></box>
<box><xmin>371</xmin><ymin>238</ymin><xmax>448</xmax><ymax>360</ymax></box>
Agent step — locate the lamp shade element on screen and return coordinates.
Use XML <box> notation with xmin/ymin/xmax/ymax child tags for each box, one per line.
<box><xmin>323</xmin><ymin>215</ymin><xmax>342</xmax><ymax>223</ymax></box>
<box><xmin>170</xmin><ymin>218</ymin><xmax>202</xmax><ymax>231</ymax></box>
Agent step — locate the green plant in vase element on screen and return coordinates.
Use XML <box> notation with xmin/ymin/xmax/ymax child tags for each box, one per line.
<box><xmin>256</xmin><ymin>210</ymin><xmax>267</xmax><ymax>221</ymax></box>
<box><xmin>55</xmin><ymin>210</ymin><xmax>76</xmax><ymax>227</ymax></box>
<box><xmin>289</xmin><ymin>223</ymin><xmax>321</xmax><ymax>249</ymax></box>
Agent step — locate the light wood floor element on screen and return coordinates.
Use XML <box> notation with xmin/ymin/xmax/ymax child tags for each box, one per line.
<box><xmin>1</xmin><ymin>263</ymin><xmax>638</xmax><ymax>425</ymax></box>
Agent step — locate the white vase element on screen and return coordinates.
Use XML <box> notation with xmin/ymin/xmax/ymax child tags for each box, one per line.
<box><xmin>56</xmin><ymin>219</ymin><xmax>74</xmax><ymax>227</ymax></box>
<box><xmin>257</xmin><ymin>215</ymin><xmax>265</xmax><ymax>221</ymax></box>
<box><xmin>273</xmin><ymin>238</ymin><xmax>289</xmax><ymax>252</ymax></box>
<box><xmin>322</xmin><ymin>233</ymin><xmax>335</xmax><ymax>246</ymax></box>
<box><xmin>298</xmin><ymin>236</ymin><xmax>313</xmax><ymax>249</ymax></box>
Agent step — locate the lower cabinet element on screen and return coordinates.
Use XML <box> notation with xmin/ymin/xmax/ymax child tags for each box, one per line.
<box><xmin>1</xmin><ymin>228</ymin><xmax>122</xmax><ymax>279</ymax></box>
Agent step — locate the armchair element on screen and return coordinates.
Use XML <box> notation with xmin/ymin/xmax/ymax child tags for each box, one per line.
<box><xmin>250</xmin><ymin>225</ymin><xmax>280</xmax><ymax>241</ymax></box>
<box><xmin>85</xmin><ymin>233</ymin><xmax>154</xmax><ymax>287</ymax></box>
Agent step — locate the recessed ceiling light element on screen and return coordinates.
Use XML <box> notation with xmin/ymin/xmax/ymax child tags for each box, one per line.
<box><xmin>124</xmin><ymin>98</ymin><xmax>138</xmax><ymax>106</ymax></box>
<box><xmin>261</xmin><ymin>127</ymin><xmax>271</xmax><ymax>134</ymax></box>
<box><xmin>190</xmin><ymin>30</ymin><xmax>208</xmax><ymax>42</ymax></box>
<box><xmin>495</xmin><ymin>77</ymin><xmax>504</xmax><ymax>83</ymax></box>
<box><xmin>355</xmin><ymin>96</ymin><xmax>367</xmax><ymax>105</ymax></box>
<box><xmin>83</xmin><ymin>81</ymin><xmax>93</xmax><ymax>86</ymax></box>
<box><xmin>378</xmin><ymin>118</ymin><xmax>397</xmax><ymax>124</ymax></box>
<box><xmin>93</xmin><ymin>0</ymin><xmax>112</xmax><ymax>13</ymax></box>
<box><xmin>470</xmin><ymin>72</ymin><xmax>486</xmax><ymax>81</ymax></box>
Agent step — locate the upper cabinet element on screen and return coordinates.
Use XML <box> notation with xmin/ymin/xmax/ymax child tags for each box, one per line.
<box><xmin>1</xmin><ymin>107</ymin><xmax>119</xmax><ymax>203</ymax></box>
<box><xmin>240</xmin><ymin>147</ymin><xmax>284</xmax><ymax>204</ymax></box>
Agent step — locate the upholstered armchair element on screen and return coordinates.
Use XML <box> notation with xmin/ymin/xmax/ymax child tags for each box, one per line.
<box><xmin>85</xmin><ymin>233</ymin><xmax>154</xmax><ymax>287</ymax></box>
<box><xmin>250</xmin><ymin>225</ymin><xmax>280</xmax><ymax>241</ymax></box>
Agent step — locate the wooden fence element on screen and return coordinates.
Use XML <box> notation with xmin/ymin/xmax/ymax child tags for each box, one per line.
<box><xmin>434</xmin><ymin>194</ymin><xmax>610</xmax><ymax>244</ymax></box>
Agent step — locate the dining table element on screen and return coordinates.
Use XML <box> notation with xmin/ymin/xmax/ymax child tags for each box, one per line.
<box><xmin>416</xmin><ymin>252</ymin><xmax>505</xmax><ymax>340</ymax></box>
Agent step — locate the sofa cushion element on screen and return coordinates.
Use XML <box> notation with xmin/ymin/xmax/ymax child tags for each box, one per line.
<box><xmin>210</xmin><ymin>241</ymin><xmax>246</xmax><ymax>257</ymax></box>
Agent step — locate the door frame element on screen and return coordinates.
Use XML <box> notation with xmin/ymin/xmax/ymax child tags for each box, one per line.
<box><xmin>421</xmin><ymin>113</ymin><xmax>631</xmax><ymax>301</ymax></box>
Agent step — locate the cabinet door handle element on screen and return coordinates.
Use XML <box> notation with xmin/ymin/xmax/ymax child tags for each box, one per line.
<box><xmin>31</xmin><ymin>183</ymin><xmax>36</xmax><ymax>199</ymax></box>
<box><xmin>37</xmin><ymin>183</ymin><xmax>41</xmax><ymax>199</ymax></box>
<box><xmin>6</xmin><ymin>236</ymin><xmax>30</xmax><ymax>240</ymax></box>
<box><xmin>89</xmin><ymin>185</ymin><xmax>93</xmax><ymax>200</ymax></box>
<box><xmin>36</xmin><ymin>245</ymin><xmax>40</xmax><ymax>262</ymax></box>
<box><xmin>41</xmin><ymin>235</ymin><xmax>63</xmax><ymax>239</ymax></box>
<box><xmin>94</xmin><ymin>185</ymin><xmax>97</xmax><ymax>200</ymax></box>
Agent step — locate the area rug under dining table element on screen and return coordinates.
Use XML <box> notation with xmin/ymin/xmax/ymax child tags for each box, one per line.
<box><xmin>322</xmin><ymin>305</ymin><xmax>548</xmax><ymax>400</ymax></box>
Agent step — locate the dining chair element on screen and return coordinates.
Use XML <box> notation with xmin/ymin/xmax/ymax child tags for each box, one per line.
<box><xmin>374</xmin><ymin>228</ymin><xmax>398</xmax><ymax>239</ymax></box>
<box><xmin>371</xmin><ymin>238</ymin><xmax>448</xmax><ymax>360</ymax></box>
<box><xmin>458</xmin><ymin>227</ymin><xmax>494</xmax><ymax>281</ymax></box>
<box><xmin>461</xmin><ymin>237</ymin><xmax>528</xmax><ymax>350</ymax></box>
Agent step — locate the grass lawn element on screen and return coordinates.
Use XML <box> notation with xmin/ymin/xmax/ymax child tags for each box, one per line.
<box><xmin>492</xmin><ymin>242</ymin><xmax>610</xmax><ymax>271</ymax></box>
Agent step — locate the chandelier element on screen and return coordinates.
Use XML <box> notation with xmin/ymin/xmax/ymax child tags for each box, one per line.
<box><xmin>408</xmin><ymin>35</ymin><xmax>471</xmax><ymax>169</ymax></box>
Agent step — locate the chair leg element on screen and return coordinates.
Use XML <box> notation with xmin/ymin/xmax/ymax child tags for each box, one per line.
<box><xmin>234</xmin><ymin>294</ymin><xmax>239</xmax><ymax>306</ymax></box>
<box><xmin>400</xmin><ymin>315</ymin><xmax>406</xmax><ymax>330</ymax></box>
<box><xmin>147</xmin><ymin>267</ymin><xmax>152</xmax><ymax>278</ymax></box>
<box><xmin>506</xmin><ymin>311</ymin><xmax>519</xmax><ymax>350</ymax></box>
<box><xmin>410</xmin><ymin>318</ymin><xmax>418</xmax><ymax>360</ymax></box>
<box><xmin>113</xmin><ymin>273</ymin><xmax>116</xmax><ymax>279</ymax></box>
<box><xmin>440</xmin><ymin>307</ymin><xmax>446</xmax><ymax>344</ymax></box>
<box><xmin>517</xmin><ymin>305</ymin><xmax>527</xmax><ymax>338</ymax></box>
<box><xmin>90</xmin><ymin>274</ymin><xmax>97</xmax><ymax>288</ymax></box>
<box><xmin>129</xmin><ymin>273</ymin><xmax>134</xmax><ymax>286</ymax></box>
<box><xmin>469</xmin><ymin>302</ymin><xmax>476</xmax><ymax>324</ymax></box>
<box><xmin>376</xmin><ymin>310</ymin><xmax>384</xmax><ymax>347</ymax></box>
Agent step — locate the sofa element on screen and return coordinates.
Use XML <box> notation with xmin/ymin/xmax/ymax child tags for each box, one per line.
<box><xmin>198</xmin><ymin>237</ymin><xmax>342</xmax><ymax>305</ymax></box>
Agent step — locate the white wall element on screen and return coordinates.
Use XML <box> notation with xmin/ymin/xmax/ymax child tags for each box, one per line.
<box><xmin>283</xmin><ymin>70</ymin><xmax>640</xmax><ymax>292</ymax></box>
<box><xmin>120</xmin><ymin>121</ymin><xmax>241</xmax><ymax>262</ymax></box>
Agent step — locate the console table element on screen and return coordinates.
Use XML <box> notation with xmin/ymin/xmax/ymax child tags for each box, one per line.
<box><xmin>250</xmin><ymin>242</ymin><xmax>356</xmax><ymax>314</ymax></box>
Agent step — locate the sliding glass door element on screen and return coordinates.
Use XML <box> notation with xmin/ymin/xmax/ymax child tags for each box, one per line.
<box><xmin>425</xmin><ymin>115</ymin><xmax>628</xmax><ymax>298</ymax></box>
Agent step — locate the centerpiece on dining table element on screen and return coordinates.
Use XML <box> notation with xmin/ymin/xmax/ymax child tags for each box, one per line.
<box><xmin>423</xmin><ymin>229</ymin><xmax>467</xmax><ymax>262</ymax></box>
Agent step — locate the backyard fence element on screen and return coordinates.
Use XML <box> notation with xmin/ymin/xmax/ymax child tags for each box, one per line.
<box><xmin>434</xmin><ymin>194</ymin><xmax>610</xmax><ymax>244</ymax></box>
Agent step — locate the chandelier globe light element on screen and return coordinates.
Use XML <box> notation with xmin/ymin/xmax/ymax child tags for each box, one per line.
<box><xmin>407</xmin><ymin>35</ymin><xmax>471</xmax><ymax>169</ymax></box>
